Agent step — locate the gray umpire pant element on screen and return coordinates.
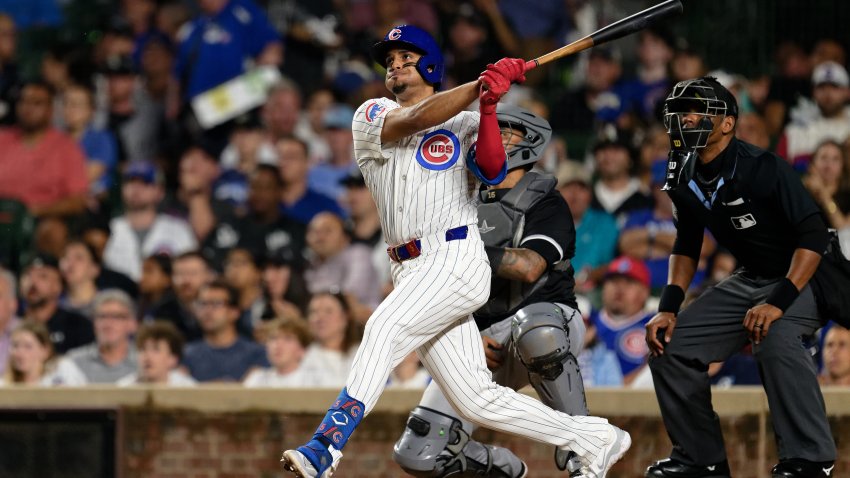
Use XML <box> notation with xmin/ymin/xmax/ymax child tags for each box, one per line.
<box><xmin>649</xmin><ymin>273</ymin><xmax>836</xmax><ymax>465</ymax></box>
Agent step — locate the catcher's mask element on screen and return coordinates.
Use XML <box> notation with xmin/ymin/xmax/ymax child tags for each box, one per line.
<box><xmin>496</xmin><ymin>104</ymin><xmax>552</xmax><ymax>171</ymax></box>
<box><xmin>661</xmin><ymin>77</ymin><xmax>736</xmax><ymax>190</ymax></box>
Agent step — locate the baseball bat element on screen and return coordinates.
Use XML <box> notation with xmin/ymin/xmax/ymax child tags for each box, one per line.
<box><xmin>525</xmin><ymin>0</ymin><xmax>684</xmax><ymax>71</ymax></box>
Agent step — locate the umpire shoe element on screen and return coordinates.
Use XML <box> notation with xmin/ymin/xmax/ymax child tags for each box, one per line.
<box><xmin>645</xmin><ymin>458</ymin><xmax>731</xmax><ymax>477</ymax></box>
<box><xmin>772</xmin><ymin>458</ymin><xmax>835</xmax><ymax>477</ymax></box>
<box><xmin>586</xmin><ymin>425</ymin><xmax>631</xmax><ymax>477</ymax></box>
<box><xmin>281</xmin><ymin>448</ymin><xmax>342</xmax><ymax>478</ymax></box>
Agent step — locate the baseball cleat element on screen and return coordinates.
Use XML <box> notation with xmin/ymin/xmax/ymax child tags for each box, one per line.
<box><xmin>280</xmin><ymin>448</ymin><xmax>342</xmax><ymax>478</ymax></box>
<box><xmin>771</xmin><ymin>458</ymin><xmax>835</xmax><ymax>478</ymax></box>
<box><xmin>586</xmin><ymin>425</ymin><xmax>631</xmax><ymax>477</ymax></box>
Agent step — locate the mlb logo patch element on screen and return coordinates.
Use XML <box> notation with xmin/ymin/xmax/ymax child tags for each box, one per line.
<box><xmin>416</xmin><ymin>129</ymin><xmax>460</xmax><ymax>170</ymax></box>
<box><xmin>364</xmin><ymin>102</ymin><xmax>385</xmax><ymax>123</ymax></box>
<box><xmin>731</xmin><ymin>213</ymin><xmax>757</xmax><ymax>229</ymax></box>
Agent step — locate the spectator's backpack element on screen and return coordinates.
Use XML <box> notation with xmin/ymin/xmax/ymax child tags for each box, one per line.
<box><xmin>810</xmin><ymin>231</ymin><xmax>850</xmax><ymax>328</ymax></box>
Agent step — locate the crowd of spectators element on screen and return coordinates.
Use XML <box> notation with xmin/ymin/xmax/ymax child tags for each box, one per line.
<box><xmin>1</xmin><ymin>0</ymin><xmax>849</xmax><ymax>389</ymax></box>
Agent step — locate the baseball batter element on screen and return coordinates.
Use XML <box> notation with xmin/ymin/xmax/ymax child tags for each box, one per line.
<box><xmin>280</xmin><ymin>25</ymin><xmax>630</xmax><ymax>478</ymax></box>
<box><xmin>392</xmin><ymin>104</ymin><xmax>592</xmax><ymax>478</ymax></box>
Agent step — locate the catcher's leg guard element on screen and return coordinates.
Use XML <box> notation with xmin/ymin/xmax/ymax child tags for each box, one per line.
<box><xmin>393</xmin><ymin>406</ymin><xmax>522</xmax><ymax>477</ymax></box>
<box><xmin>511</xmin><ymin>303</ymin><xmax>588</xmax><ymax>476</ymax></box>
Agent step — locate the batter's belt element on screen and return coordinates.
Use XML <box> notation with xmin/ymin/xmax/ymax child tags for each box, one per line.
<box><xmin>387</xmin><ymin>225</ymin><xmax>469</xmax><ymax>263</ymax></box>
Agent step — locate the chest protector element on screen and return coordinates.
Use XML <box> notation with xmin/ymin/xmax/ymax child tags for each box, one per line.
<box><xmin>476</xmin><ymin>172</ymin><xmax>565</xmax><ymax>317</ymax></box>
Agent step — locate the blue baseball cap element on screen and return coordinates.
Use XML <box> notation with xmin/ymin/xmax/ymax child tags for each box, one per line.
<box><xmin>123</xmin><ymin>161</ymin><xmax>161</xmax><ymax>185</ymax></box>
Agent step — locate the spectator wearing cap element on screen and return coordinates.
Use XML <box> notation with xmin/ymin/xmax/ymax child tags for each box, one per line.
<box><xmin>551</xmin><ymin>48</ymin><xmax>623</xmax><ymax>135</ymax></box>
<box><xmin>65</xmin><ymin>289</ymin><xmax>139</xmax><ymax>383</ymax></box>
<box><xmin>182</xmin><ymin>280</ymin><xmax>267</xmax><ymax>382</ymax></box>
<box><xmin>619</xmin><ymin>162</ymin><xmax>715</xmax><ymax>292</ymax></box>
<box><xmin>62</xmin><ymin>83</ymin><xmax>119</xmax><ymax>202</ymax></box>
<box><xmin>0</xmin><ymin>268</ymin><xmax>21</xmax><ymax>377</ymax></box>
<box><xmin>276</xmin><ymin>136</ymin><xmax>347</xmax><ymax>224</ymax></box>
<box><xmin>340</xmin><ymin>168</ymin><xmax>391</xmax><ymax>296</ymax></box>
<box><xmin>99</xmin><ymin>54</ymin><xmax>161</xmax><ymax>163</ymax></box>
<box><xmin>778</xmin><ymin>61</ymin><xmax>850</xmax><ymax>172</ymax></box>
<box><xmin>20</xmin><ymin>255</ymin><xmax>94</xmax><ymax>354</ymax></box>
<box><xmin>203</xmin><ymin>164</ymin><xmax>306</xmax><ymax>270</ymax></box>
<box><xmin>307</xmin><ymin>104</ymin><xmax>356</xmax><ymax>202</ymax></box>
<box><xmin>0</xmin><ymin>80</ymin><xmax>88</xmax><ymax>218</ymax></box>
<box><xmin>174</xmin><ymin>0</ymin><xmax>281</xmax><ymax>102</ymax></box>
<box><xmin>117</xmin><ymin>321</ymin><xmax>196</xmax><ymax>386</ymax></box>
<box><xmin>556</xmin><ymin>161</ymin><xmax>619</xmax><ymax>293</ymax></box>
<box><xmin>304</xmin><ymin>212</ymin><xmax>381</xmax><ymax>324</ymax></box>
<box><xmin>613</xmin><ymin>26</ymin><xmax>675</xmax><ymax>125</ymax></box>
<box><xmin>103</xmin><ymin>162</ymin><xmax>197</xmax><ymax>281</ymax></box>
<box><xmin>589</xmin><ymin>256</ymin><xmax>653</xmax><ymax>385</ymax></box>
<box><xmin>590</xmin><ymin>137</ymin><xmax>654</xmax><ymax>223</ymax></box>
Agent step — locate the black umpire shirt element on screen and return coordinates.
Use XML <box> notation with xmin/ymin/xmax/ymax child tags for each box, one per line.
<box><xmin>668</xmin><ymin>137</ymin><xmax>829</xmax><ymax>279</ymax></box>
<box><xmin>474</xmin><ymin>188</ymin><xmax>579</xmax><ymax>330</ymax></box>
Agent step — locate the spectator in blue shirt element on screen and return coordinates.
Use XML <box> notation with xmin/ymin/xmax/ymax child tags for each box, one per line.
<box><xmin>277</xmin><ymin>136</ymin><xmax>346</xmax><ymax>224</ymax></box>
<box><xmin>182</xmin><ymin>280</ymin><xmax>267</xmax><ymax>382</ymax></box>
<box><xmin>62</xmin><ymin>83</ymin><xmax>118</xmax><ymax>199</ymax></box>
<box><xmin>174</xmin><ymin>0</ymin><xmax>282</xmax><ymax>101</ymax></box>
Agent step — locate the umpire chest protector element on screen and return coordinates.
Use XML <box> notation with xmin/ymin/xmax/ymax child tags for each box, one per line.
<box><xmin>477</xmin><ymin>171</ymin><xmax>560</xmax><ymax>317</ymax></box>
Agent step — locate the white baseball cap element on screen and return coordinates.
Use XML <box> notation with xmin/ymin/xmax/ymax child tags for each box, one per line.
<box><xmin>812</xmin><ymin>61</ymin><xmax>849</xmax><ymax>87</ymax></box>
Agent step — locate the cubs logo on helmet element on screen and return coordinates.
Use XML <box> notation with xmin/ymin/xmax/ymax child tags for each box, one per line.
<box><xmin>416</xmin><ymin>129</ymin><xmax>460</xmax><ymax>171</ymax></box>
<box><xmin>364</xmin><ymin>102</ymin><xmax>385</xmax><ymax>123</ymax></box>
<box><xmin>388</xmin><ymin>28</ymin><xmax>402</xmax><ymax>40</ymax></box>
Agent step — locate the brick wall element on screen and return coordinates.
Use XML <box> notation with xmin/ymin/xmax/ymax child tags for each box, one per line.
<box><xmin>121</xmin><ymin>410</ymin><xmax>850</xmax><ymax>478</ymax></box>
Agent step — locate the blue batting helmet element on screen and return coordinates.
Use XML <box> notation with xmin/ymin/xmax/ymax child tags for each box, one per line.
<box><xmin>371</xmin><ymin>25</ymin><xmax>444</xmax><ymax>89</ymax></box>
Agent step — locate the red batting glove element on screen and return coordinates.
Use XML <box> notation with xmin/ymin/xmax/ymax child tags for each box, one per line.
<box><xmin>478</xmin><ymin>69</ymin><xmax>510</xmax><ymax>114</ymax></box>
<box><xmin>487</xmin><ymin>57</ymin><xmax>527</xmax><ymax>84</ymax></box>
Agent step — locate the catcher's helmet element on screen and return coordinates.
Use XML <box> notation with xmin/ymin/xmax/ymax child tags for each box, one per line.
<box><xmin>371</xmin><ymin>25</ymin><xmax>444</xmax><ymax>89</ymax></box>
<box><xmin>496</xmin><ymin>104</ymin><xmax>552</xmax><ymax>171</ymax></box>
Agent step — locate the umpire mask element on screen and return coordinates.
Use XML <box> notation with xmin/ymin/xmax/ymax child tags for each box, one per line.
<box><xmin>661</xmin><ymin>77</ymin><xmax>734</xmax><ymax>190</ymax></box>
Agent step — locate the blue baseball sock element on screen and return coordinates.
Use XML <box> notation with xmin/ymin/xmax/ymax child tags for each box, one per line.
<box><xmin>297</xmin><ymin>388</ymin><xmax>365</xmax><ymax>475</ymax></box>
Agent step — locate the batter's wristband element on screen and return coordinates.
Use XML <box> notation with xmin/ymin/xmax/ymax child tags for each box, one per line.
<box><xmin>765</xmin><ymin>278</ymin><xmax>800</xmax><ymax>313</ymax></box>
<box><xmin>658</xmin><ymin>285</ymin><xmax>685</xmax><ymax>314</ymax></box>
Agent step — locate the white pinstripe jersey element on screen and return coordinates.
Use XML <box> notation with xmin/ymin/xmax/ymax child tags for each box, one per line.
<box><xmin>353</xmin><ymin>97</ymin><xmax>481</xmax><ymax>247</ymax></box>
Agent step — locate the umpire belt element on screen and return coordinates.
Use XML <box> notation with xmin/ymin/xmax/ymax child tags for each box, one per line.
<box><xmin>387</xmin><ymin>225</ymin><xmax>469</xmax><ymax>263</ymax></box>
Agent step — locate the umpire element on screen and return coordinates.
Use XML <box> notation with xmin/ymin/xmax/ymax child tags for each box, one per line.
<box><xmin>644</xmin><ymin>77</ymin><xmax>837</xmax><ymax>478</ymax></box>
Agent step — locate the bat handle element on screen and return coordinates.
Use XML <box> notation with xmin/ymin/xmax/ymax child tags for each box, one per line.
<box><xmin>525</xmin><ymin>60</ymin><xmax>539</xmax><ymax>71</ymax></box>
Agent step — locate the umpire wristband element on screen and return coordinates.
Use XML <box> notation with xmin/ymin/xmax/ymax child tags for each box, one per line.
<box><xmin>764</xmin><ymin>278</ymin><xmax>800</xmax><ymax>313</ymax></box>
<box><xmin>658</xmin><ymin>285</ymin><xmax>685</xmax><ymax>314</ymax></box>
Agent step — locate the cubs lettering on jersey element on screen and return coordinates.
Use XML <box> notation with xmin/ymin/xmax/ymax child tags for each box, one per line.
<box><xmin>416</xmin><ymin>129</ymin><xmax>460</xmax><ymax>170</ymax></box>
<box><xmin>352</xmin><ymin>97</ymin><xmax>480</xmax><ymax>246</ymax></box>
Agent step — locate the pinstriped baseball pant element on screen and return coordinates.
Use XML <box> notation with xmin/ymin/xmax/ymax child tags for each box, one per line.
<box><xmin>345</xmin><ymin>227</ymin><xmax>611</xmax><ymax>463</ymax></box>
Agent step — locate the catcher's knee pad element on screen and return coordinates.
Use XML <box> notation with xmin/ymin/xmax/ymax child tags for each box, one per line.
<box><xmin>393</xmin><ymin>407</ymin><xmax>515</xmax><ymax>477</ymax></box>
<box><xmin>511</xmin><ymin>303</ymin><xmax>589</xmax><ymax>417</ymax></box>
